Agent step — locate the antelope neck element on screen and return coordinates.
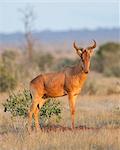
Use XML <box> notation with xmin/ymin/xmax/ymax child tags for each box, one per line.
<box><xmin>80</xmin><ymin>57</ymin><xmax>89</xmax><ymax>74</ymax></box>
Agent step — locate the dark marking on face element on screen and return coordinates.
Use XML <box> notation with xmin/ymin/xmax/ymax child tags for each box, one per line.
<box><xmin>81</xmin><ymin>49</ymin><xmax>91</xmax><ymax>73</ymax></box>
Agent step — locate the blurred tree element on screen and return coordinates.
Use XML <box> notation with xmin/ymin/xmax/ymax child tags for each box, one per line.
<box><xmin>34</xmin><ymin>53</ymin><xmax>55</xmax><ymax>71</ymax></box>
<box><xmin>19</xmin><ymin>6</ymin><xmax>36</xmax><ymax>61</ymax></box>
<box><xmin>92</xmin><ymin>42</ymin><xmax>120</xmax><ymax>77</ymax></box>
<box><xmin>53</xmin><ymin>58</ymin><xmax>77</xmax><ymax>71</ymax></box>
<box><xmin>0</xmin><ymin>50</ymin><xmax>18</xmax><ymax>92</ymax></box>
<box><xmin>1</xmin><ymin>50</ymin><xmax>17</xmax><ymax>76</ymax></box>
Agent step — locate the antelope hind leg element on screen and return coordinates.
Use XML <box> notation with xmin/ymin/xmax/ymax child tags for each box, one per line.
<box><xmin>33</xmin><ymin>98</ymin><xmax>46</xmax><ymax>131</ymax></box>
<box><xmin>34</xmin><ymin>107</ymin><xmax>40</xmax><ymax>131</ymax></box>
<box><xmin>28</xmin><ymin>99</ymin><xmax>39</xmax><ymax>132</ymax></box>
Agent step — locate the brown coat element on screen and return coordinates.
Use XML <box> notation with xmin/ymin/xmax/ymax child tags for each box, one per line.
<box><xmin>30</xmin><ymin>62</ymin><xmax>87</xmax><ymax>98</ymax></box>
<box><xmin>28</xmin><ymin>40</ymin><xmax>96</xmax><ymax>131</ymax></box>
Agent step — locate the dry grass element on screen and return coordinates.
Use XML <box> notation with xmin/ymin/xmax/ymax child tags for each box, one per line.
<box><xmin>0</xmin><ymin>128</ymin><xmax>119</xmax><ymax>150</ymax></box>
<box><xmin>0</xmin><ymin>93</ymin><xmax>120</xmax><ymax>150</ymax></box>
<box><xmin>82</xmin><ymin>72</ymin><xmax>120</xmax><ymax>95</ymax></box>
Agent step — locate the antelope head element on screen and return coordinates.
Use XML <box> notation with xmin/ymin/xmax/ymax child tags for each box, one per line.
<box><xmin>73</xmin><ymin>40</ymin><xmax>96</xmax><ymax>74</ymax></box>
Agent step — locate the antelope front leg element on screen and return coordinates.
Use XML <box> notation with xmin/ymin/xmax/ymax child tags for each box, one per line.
<box><xmin>68</xmin><ymin>93</ymin><xmax>77</xmax><ymax>129</ymax></box>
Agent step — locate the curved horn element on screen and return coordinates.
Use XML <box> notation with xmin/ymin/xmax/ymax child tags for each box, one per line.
<box><xmin>73</xmin><ymin>41</ymin><xmax>83</xmax><ymax>55</ymax></box>
<box><xmin>73</xmin><ymin>41</ymin><xmax>79</xmax><ymax>51</ymax></box>
<box><xmin>73</xmin><ymin>41</ymin><xmax>83</xmax><ymax>50</ymax></box>
<box><xmin>87</xmin><ymin>40</ymin><xmax>96</xmax><ymax>50</ymax></box>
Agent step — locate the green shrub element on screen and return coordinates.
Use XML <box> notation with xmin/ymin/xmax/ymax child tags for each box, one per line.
<box><xmin>54</xmin><ymin>58</ymin><xmax>77</xmax><ymax>71</ymax></box>
<box><xmin>34</xmin><ymin>53</ymin><xmax>54</xmax><ymax>71</ymax></box>
<box><xmin>0</xmin><ymin>50</ymin><xmax>18</xmax><ymax>92</ymax></box>
<box><xmin>40</xmin><ymin>99</ymin><xmax>62</xmax><ymax>124</ymax></box>
<box><xmin>92</xmin><ymin>42</ymin><xmax>120</xmax><ymax>77</ymax></box>
<box><xmin>0</xmin><ymin>64</ymin><xmax>17</xmax><ymax>92</ymax></box>
<box><xmin>3</xmin><ymin>89</ymin><xmax>62</xmax><ymax>126</ymax></box>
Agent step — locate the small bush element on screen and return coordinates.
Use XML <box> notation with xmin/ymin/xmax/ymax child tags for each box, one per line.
<box><xmin>3</xmin><ymin>89</ymin><xmax>62</xmax><ymax>126</ymax></box>
<box><xmin>34</xmin><ymin>53</ymin><xmax>54</xmax><ymax>71</ymax></box>
<box><xmin>0</xmin><ymin>65</ymin><xmax>17</xmax><ymax>92</ymax></box>
<box><xmin>92</xmin><ymin>42</ymin><xmax>120</xmax><ymax>77</ymax></box>
<box><xmin>54</xmin><ymin>58</ymin><xmax>77</xmax><ymax>71</ymax></box>
<box><xmin>40</xmin><ymin>100</ymin><xmax>62</xmax><ymax>124</ymax></box>
<box><xmin>0</xmin><ymin>50</ymin><xmax>18</xmax><ymax>92</ymax></box>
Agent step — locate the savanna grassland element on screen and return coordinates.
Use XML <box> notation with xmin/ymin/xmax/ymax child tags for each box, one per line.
<box><xmin>0</xmin><ymin>73</ymin><xmax>120</xmax><ymax>150</ymax></box>
<box><xmin>0</xmin><ymin>42</ymin><xmax>120</xmax><ymax>150</ymax></box>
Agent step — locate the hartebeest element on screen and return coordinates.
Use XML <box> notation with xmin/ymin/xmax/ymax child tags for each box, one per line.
<box><xmin>28</xmin><ymin>40</ymin><xmax>96</xmax><ymax>131</ymax></box>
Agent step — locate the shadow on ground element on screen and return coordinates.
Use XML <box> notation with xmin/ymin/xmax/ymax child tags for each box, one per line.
<box><xmin>41</xmin><ymin>125</ymin><xmax>100</xmax><ymax>132</ymax></box>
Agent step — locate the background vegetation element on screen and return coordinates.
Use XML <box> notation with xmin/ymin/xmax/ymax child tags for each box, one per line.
<box><xmin>0</xmin><ymin>42</ymin><xmax>120</xmax><ymax>93</ymax></box>
<box><xmin>92</xmin><ymin>42</ymin><xmax>120</xmax><ymax>77</ymax></box>
<box><xmin>0</xmin><ymin>41</ymin><xmax>120</xmax><ymax>150</ymax></box>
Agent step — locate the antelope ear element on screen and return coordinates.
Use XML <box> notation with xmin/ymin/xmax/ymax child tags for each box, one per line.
<box><xmin>76</xmin><ymin>49</ymin><xmax>82</xmax><ymax>56</ymax></box>
<box><xmin>89</xmin><ymin>48</ymin><xmax>94</xmax><ymax>55</ymax></box>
